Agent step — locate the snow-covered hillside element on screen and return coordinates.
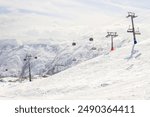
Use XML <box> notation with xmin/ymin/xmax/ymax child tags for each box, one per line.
<box><xmin>0</xmin><ymin>38</ymin><xmax>150</xmax><ymax>99</ymax></box>
<box><xmin>0</xmin><ymin>36</ymin><xmax>131</xmax><ymax>78</ymax></box>
<box><xmin>0</xmin><ymin>38</ymin><xmax>102</xmax><ymax>78</ymax></box>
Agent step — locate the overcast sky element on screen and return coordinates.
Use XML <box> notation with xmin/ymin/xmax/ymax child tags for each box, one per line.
<box><xmin>0</xmin><ymin>0</ymin><xmax>149</xmax><ymax>42</ymax></box>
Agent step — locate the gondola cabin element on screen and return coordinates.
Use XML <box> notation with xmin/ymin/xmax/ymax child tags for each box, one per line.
<box><xmin>72</xmin><ymin>42</ymin><xmax>76</xmax><ymax>46</ymax></box>
<box><xmin>89</xmin><ymin>38</ymin><xmax>94</xmax><ymax>41</ymax></box>
<box><xmin>91</xmin><ymin>47</ymin><xmax>97</xmax><ymax>50</ymax></box>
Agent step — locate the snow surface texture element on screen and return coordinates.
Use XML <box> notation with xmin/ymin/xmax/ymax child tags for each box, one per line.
<box><xmin>0</xmin><ymin>38</ymin><xmax>150</xmax><ymax>100</ymax></box>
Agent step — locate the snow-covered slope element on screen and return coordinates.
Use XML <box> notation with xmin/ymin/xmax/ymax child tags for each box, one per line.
<box><xmin>0</xmin><ymin>38</ymin><xmax>150</xmax><ymax>99</ymax></box>
<box><xmin>0</xmin><ymin>0</ymin><xmax>150</xmax><ymax>100</ymax></box>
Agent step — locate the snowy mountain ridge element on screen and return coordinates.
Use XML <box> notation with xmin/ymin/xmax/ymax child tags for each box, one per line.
<box><xmin>0</xmin><ymin>36</ymin><xmax>131</xmax><ymax>78</ymax></box>
<box><xmin>0</xmin><ymin>37</ymin><xmax>149</xmax><ymax>99</ymax></box>
<box><xmin>0</xmin><ymin>38</ymin><xmax>103</xmax><ymax>78</ymax></box>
